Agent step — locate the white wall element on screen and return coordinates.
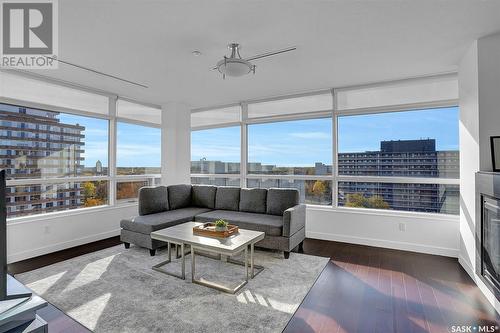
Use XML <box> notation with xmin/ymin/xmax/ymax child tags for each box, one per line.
<box><xmin>478</xmin><ymin>34</ymin><xmax>500</xmax><ymax>171</ymax></box>
<box><xmin>7</xmin><ymin>204</ymin><xmax>138</xmax><ymax>263</ymax></box>
<box><xmin>307</xmin><ymin>207</ymin><xmax>459</xmax><ymax>257</ymax></box>
<box><xmin>458</xmin><ymin>40</ymin><xmax>480</xmax><ymax>274</ymax></box>
<box><xmin>458</xmin><ymin>33</ymin><xmax>500</xmax><ymax>314</ymax></box>
<box><xmin>161</xmin><ymin>102</ymin><xmax>191</xmax><ymax>185</ymax></box>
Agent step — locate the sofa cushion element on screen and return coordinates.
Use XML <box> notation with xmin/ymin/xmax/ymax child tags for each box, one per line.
<box><xmin>167</xmin><ymin>184</ymin><xmax>192</xmax><ymax>210</ymax></box>
<box><xmin>192</xmin><ymin>185</ymin><xmax>217</xmax><ymax>209</ymax></box>
<box><xmin>194</xmin><ymin>210</ymin><xmax>283</xmax><ymax>236</ymax></box>
<box><xmin>215</xmin><ymin>186</ymin><xmax>240</xmax><ymax>211</ymax></box>
<box><xmin>138</xmin><ymin>186</ymin><xmax>169</xmax><ymax>216</ymax></box>
<box><xmin>239</xmin><ymin>188</ymin><xmax>267</xmax><ymax>214</ymax></box>
<box><xmin>120</xmin><ymin>207</ymin><xmax>212</xmax><ymax>234</ymax></box>
<box><xmin>266</xmin><ymin>188</ymin><xmax>300</xmax><ymax>216</ymax></box>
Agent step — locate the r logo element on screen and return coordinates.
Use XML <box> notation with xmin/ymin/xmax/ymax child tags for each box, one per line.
<box><xmin>2</xmin><ymin>2</ymin><xmax>53</xmax><ymax>54</ymax></box>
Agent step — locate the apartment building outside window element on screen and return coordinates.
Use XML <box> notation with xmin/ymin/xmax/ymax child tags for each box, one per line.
<box><xmin>1</xmin><ymin>103</ymin><xmax>110</xmax><ymax>217</ymax></box>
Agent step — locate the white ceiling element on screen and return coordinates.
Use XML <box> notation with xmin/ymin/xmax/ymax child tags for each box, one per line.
<box><xmin>29</xmin><ymin>0</ymin><xmax>500</xmax><ymax>108</ymax></box>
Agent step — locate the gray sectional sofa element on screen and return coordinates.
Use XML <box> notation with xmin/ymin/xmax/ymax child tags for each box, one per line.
<box><xmin>120</xmin><ymin>184</ymin><xmax>306</xmax><ymax>258</ymax></box>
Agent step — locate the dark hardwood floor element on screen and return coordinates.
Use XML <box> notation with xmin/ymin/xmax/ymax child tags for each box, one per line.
<box><xmin>8</xmin><ymin>237</ymin><xmax>500</xmax><ymax>333</ymax></box>
<box><xmin>285</xmin><ymin>239</ymin><xmax>500</xmax><ymax>333</ymax></box>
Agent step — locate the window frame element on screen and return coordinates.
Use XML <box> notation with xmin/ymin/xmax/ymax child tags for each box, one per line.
<box><xmin>2</xmin><ymin>73</ymin><xmax>162</xmax><ymax>222</ymax></box>
<box><xmin>190</xmin><ymin>74</ymin><xmax>460</xmax><ymax>217</ymax></box>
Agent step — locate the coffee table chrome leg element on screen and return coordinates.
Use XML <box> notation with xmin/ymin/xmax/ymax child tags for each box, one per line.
<box><xmin>190</xmin><ymin>247</ymin><xmax>257</xmax><ymax>294</ymax></box>
<box><xmin>167</xmin><ymin>242</ymin><xmax>171</xmax><ymax>261</ymax></box>
<box><xmin>191</xmin><ymin>246</ymin><xmax>195</xmax><ymax>281</ymax></box>
<box><xmin>250</xmin><ymin>243</ymin><xmax>254</xmax><ymax>278</ymax></box>
<box><xmin>152</xmin><ymin>242</ymin><xmax>186</xmax><ymax>280</ymax></box>
<box><xmin>227</xmin><ymin>244</ymin><xmax>263</xmax><ymax>280</ymax></box>
<box><xmin>181</xmin><ymin>243</ymin><xmax>185</xmax><ymax>279</ymax></box>
<box><xmin>244</xmin><ymin>246</ymin><xmax>249</xmax><ymax>281</ymax></box>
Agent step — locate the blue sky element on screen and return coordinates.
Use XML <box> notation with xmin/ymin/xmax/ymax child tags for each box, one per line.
<box><xmin>338</xmin><ymin>107</ymin><xmax>459</xmax><ymax>152</ymax></box>
<box><xmin>59</xmin><ymin>115</ymin><xmax>161</xmax><ymax>168</ymax></box>
<box><xmin>62</xmin><ymin>106</ymin><xmax>458</xmax><ymax>168</ymax></box>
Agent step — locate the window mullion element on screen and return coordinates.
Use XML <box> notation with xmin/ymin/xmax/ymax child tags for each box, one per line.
<box><xmin>332</xmin><ymin>88</ymin><xmax>338</xmax><ymax>208</ymax></box>
<box><xmin>241</xmin><ymin>103</ymin><xmax>248</xmax><ymax>188</ymax></box>
<box><xmin>109</xmin><ymin>96</ymin><xmax>117</xmax><ymax>206</ymax></box>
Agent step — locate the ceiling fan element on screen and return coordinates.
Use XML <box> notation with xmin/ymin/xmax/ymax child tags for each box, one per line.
<box><xmin>213</xmin><ymin>43</ymin><xmax>296</xmax><ymax>79</ymax></box>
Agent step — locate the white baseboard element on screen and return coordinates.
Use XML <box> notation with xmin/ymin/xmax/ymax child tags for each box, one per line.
<box><xmin>306</xmin><ymin>231</ymin><xmax>459</xmax><ymax>258</ymax></box>
<box><xmin>8</xmin><ymin>229</ymin><xmax>121</xmax><ymax>263</ymax></box>
<box><xmin>458</xmin><ymin>255</ymin><xmax>475</xmax><ymax>280</ymax></box>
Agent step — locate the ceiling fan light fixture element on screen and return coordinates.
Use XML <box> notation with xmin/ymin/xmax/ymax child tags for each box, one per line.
<box><xmin>216</xmin><ymin>58</ymin><xmax>253</xmax><ymax>77</ymax></box>
<box><xmin>213</xmin><ymin>42</ymin><xmax>294</xmax><ymax>79</ymax></box>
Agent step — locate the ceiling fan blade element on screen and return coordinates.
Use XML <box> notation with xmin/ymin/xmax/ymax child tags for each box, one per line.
<box><xmin>244</xmin><ymin>46</ymin><xmax>297</xmax><ymax>62</ymax></box>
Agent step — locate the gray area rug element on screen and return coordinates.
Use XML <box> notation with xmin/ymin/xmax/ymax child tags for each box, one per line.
<box><xmin>17</xmin><ymin>245</ymin><xmax>328</xmax><ymax>333</ymax></box>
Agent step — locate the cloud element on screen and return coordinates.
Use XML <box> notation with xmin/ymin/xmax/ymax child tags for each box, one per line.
<box><xmin>289</xmin><ymin>132</ymin><xmax>330</xmax><ymax>139</ymax></box>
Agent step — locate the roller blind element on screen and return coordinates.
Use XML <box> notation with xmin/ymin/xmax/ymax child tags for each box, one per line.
<box><xmin>336</xmin><ymin>75</ymin><xmax>458</xmax><ymax>110</ymax></box>
<box><xmin>247</xmin><ymin>93</ymin><xmax>332</xmax><ymax>118</ymax></box>
<box><xmin>116</xmin><ymin>99</ymin><xmax>161</xmax><ymax>125</ymax></box>
<box><xmin>191</xmin><ymin>105</ymin><xmax>241</xmax><ymax>128</ymax></box>
<box><xmin>0</xmin><ymin>72</ymin><xmax>109</xmax><ymax>114</ymax></box>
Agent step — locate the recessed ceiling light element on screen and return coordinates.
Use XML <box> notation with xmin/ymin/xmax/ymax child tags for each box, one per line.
<box><xmin>192</xmin><ymin>50</ymin><xmax>202</xmax><ymax>56</ymax></box>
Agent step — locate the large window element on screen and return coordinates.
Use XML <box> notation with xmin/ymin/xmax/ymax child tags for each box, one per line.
<box><xmin>1</xmin><ymin>102</ymin><xmax>110</xmax><ymax>217</ymax></box>
<box><xmin>191</xmin><ymin>126</ymin><xmax>240</xmax><ymax>174</ymax></box>
<box><xmin>116</xmin><ymin>122</ymin><xmax>161</xmax><ymax>176</ymax></box>
<box><xmin>1</xmin><ymin>104</ymin><xmax>109</xmax><ymax>179</ymax></box>
<box><xmin>247</xmin><ymin>118</ymin><xmax>332</xmax><ymax>175</ymax></box>
<box><xmin>190</xmin><ymin>76</ymin><xmax>460</xmax><ymax>214</ymax></box>
<box><xmin>2</xmin><ymin>73</ymin><xmax>162</xmax><ymax>219</ymax></box>
<box><xmin>337</xmin><ymin>108</ymin><xmax>459</xmax><ymax>178</ymax></box>
<box><xmin>337</xmin><ymin>107</ymin><xmax>459</xmax><ymax>214</ymax></box>
<box><xmin>246</xmin><ymin>117</ymin><xmax>332</xmax><ymax>204</ymax></box>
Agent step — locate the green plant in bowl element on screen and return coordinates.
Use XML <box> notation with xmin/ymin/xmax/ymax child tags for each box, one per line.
<box><xmin>214</xmin><ymin>219</ymin><xmax>228</xmax><ymax>231</ymax></box>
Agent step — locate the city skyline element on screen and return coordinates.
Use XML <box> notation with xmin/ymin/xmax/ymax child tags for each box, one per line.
<box><xmin>192</xmin><ymin>107</ymin><xmax>459</xmax><ymax>167</ymax></box>
<box><xmin>65</xmin><ymin>106</ymin><xmax>458</xmax><ymax>169</ymax></box>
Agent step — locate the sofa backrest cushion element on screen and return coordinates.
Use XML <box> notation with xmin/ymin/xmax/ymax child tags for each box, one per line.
<box><xmin>239</xmin><ymin>188</ymin><xmax>267</xmax><ymax>214</ymax></box>
<box><xmin>266</xmin><ymin>188</ymin><xmax>300</xmax><ymax>216</ymax></box>
<box><xmin>138</xmin><ymin>186</ymin><xmax>169</xmax><ymax>216</ymax></box>
<box><xmin>167</xmin><ymin>184</ymin><xmax>192</xmax><ymax>210</ymax></box>
<box><xmin>215</xmin><ymin>186</ymin><xmax>240</xmax><ymax>211</ymax></box>
<box><xmin>192</xmin><ymin>185</ymin><xmax>217</xmax><ymax>209</ymax></box>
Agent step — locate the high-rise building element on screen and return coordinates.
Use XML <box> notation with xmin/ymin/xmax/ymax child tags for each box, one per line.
<box><xmin>337</xmin><ymin>139</ymin><xmax>460</xmax><ymax>214</ymax></box>
<box><xmin>0</xmin><ymin>104</ymin><xmax>86</xmax><ymax>217</ymax></box>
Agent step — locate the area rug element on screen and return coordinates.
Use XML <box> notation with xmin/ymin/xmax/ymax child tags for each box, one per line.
<box><xmin>16</xmin><ymin>245</ymin><xmax>328</xmax><ymax>333</ymax></box>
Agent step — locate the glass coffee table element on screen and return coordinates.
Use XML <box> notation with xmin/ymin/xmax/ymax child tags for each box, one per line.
<box><xmin>150</xmin><ymin>221</ymin><xmax>265</xmax><ymax>294</ymax></box>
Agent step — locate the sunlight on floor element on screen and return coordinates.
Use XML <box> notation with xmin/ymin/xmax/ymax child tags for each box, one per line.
<box><xmin>27</xmin><ymin>271</ymin><xmax>66</xmax><ymax>295</ymax></box>
<box><xmin>408</xmin><ymin>315</ymin><xmax>429</xmax><ymax>331</ymax></box>
<box><xmin>64</xmin><ymin>255</ymin><xmax>116</xmax><ymax>292</ymax></box>
<box><xmin>236</xmin><ymin>290</ymin><xmax>296</xmax><ymax>313</ymax></box>
<box><xmin>68</xmin><ymin>293</ymin><xmax>111</xmax><ymax>330</ymax></box>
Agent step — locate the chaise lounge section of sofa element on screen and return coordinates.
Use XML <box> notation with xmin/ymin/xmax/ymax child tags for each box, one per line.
<box><xmin>120</xmin><ymin>184</ymin><xmax>305</xmax><ymax>258</ymax></box>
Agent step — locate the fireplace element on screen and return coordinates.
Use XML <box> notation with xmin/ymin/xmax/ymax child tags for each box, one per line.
<box><xmin>476</xmin><ymin>172</ymin><xmax>500</xmax><ymax>300</ymax></box>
